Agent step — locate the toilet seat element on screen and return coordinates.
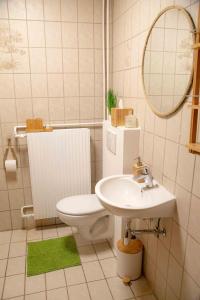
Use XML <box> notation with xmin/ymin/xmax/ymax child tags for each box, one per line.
<box><xmin>56</xmin><ymin>194</ymin><xmax>105</xmax><ymax>216</ymax></box>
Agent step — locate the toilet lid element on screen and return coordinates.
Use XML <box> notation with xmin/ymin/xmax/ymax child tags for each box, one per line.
<box><xmin>56</xmin><ymin>194</ymin><xmax>105</xmax><ymax>216</ymax></box>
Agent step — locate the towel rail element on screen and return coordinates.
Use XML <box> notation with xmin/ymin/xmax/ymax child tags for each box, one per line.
<box><xmin>14</xmin><ymin>121</ymin><xmax>103</xmax><ymax>138</ymax></box>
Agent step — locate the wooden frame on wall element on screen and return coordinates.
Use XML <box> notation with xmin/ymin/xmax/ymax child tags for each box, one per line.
<box><xmin>188</xmin><ymin>2</ymin><xmax>200</xmax><ymax>154</ymax></box>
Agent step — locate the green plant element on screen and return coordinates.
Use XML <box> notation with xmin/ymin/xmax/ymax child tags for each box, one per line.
<box><xmin>107</xmin><ymin>89</ymin><xmax>117</xmax><ymax>114</ymax></box>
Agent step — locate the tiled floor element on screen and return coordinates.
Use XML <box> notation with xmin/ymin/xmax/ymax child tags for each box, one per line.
<box><xmin>0</xmin><ymin>225</ymin><xmax>156</xmax><ymax>300</ymax></box>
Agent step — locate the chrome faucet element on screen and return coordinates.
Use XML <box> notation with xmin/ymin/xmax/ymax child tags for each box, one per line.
<box><xmin>133</xmin><ymin>166</ymin><xmax>154</xmax><ymax>189</ymax></box>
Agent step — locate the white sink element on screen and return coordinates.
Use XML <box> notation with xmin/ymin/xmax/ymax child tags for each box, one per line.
<box><xmin>95</xmin><ymin>175</ymin><xmax>176</xmax><ymax>218</ymax></box>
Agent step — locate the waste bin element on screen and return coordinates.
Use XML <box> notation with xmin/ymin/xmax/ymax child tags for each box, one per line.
<box><xmin>117</xmin><ymin>238</ymin><xmax>143</xmax><ymax>281</ymax></box>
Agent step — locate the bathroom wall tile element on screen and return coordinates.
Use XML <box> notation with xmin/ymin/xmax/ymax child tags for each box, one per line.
<box><xmin>0</xmin><ymin>0</ymin><xmax>8</xmax><ymax>19</ymax></box>
<box><xmin>64</xmin><ymin>74</ymin><xmax>79</xmax><ymax>97</ymax></box>
<box><xmin>170</xmin><ymin>221</ymin><xmax>187</xmax><ymax>266</ymax></box>
<box><xmin>9</xmin><ymin>189</ymin><xmax>24</xmax><ymax>210</ymax></box>
<box><xmin>94</xmin><ymin>24</ymin><xmax>102</xmax><ymax>49</ymax></box>
<box><xmin>13</xmin><ymin>49</ymin><xmax>30</xmax><ymax>74</ymax></box>
<box><xmin>78</xmin><ymin>0</ymin><xmax>93</xmax><ymax>22</ymax></box>
<box><xmin>192</xmin><ymin>155</ymin><xmax>200</xmax><ymax>198</ymax></box>
<box><xmin>14</xmin><ymin>74</ymin><xmax>31</xmax><ymax>98</ymax></box>
<box><xmin>8</xmin><ymin>0</ymin><xmax>26</xmax><ymax>19</ymax></box>
<box><xmin>65</xmin><ymin>266</ymin><xmax>86</xmax><ymax>285</ymax></box>
<box><xmin>167</xmin><ymin>254</ymin><xmax>183</xmax><ymax>298</ymax></box>
<box><xmin>0</xmin><ymin>191</ymin><xmax>9</xmax><ymax>211</ymax></box>
<box><xmin>156</xmin><ymin>240</ymin><xmax>169</xmax><ymax>279</ymax></box>
<box><xmin>79</xmin><ymin>49</ymin><xmax>94</xmax><ymax>73</ymax></box>
<box><xmin>180</xmin><ymin>271</ymin><xmax>200</xmax><ymax>300</ymax></box>
<box><xmin>94</xmin><ymin>0</ymin><xmax>102</xmax><ymax>23</ymax></box>
<box><xmin>49</xmin><ymin>98</ymin><xmax>64</xmax><ymax>121</ymax></box>
<box><xmin>0</xmin><ymin>277</ymin><xmax>4</xmax><ymax>300</ymax></box>
<box><xmin>0</xmin><ymin>74</ymin><xmax>15</xmax><ymax>98</ymax></box>
<box><xmin>16</xmin><ymin>99</ymin><xmax>33</xmax><ymax>122</ymax></box>
<box><xmin>45</xmin><ymin>22</ymin><xmax>62</xmax><ymax>47</ymax></box>
<box><xmin>0</xmin><ymin>243</ymin><xmax>9</xmax><ymax>259</ymax></box>
<box><xmin>61</xmin><ymin>0</ymin><xmax>77</xmax><ymax>22</ymax></box>
<box><xmin>143</xmin><ymin>132</ymin><xmax>154</xmax><ymax>165</ymax></box>
<box><xmin>68</xmin><ymin>283</ymin><xmax>89</xmax><ymax>300</ymax></box>
<box><xmin>10</xmin><ymin>20</ymin><xmax>28</xmax><ymax>48</ymax></box>
<box><xmin>88</xmin><ymin>280</ymin><xmax>113</xmax><ymax>300</ymax></box>
<box><xmin>185</xmin><ymin>235</ymin><xmax>200</xmax><ymax>286</ymax></box>
<box><xmin>31</xmin><ymin>74</ymin><xmax>48</xmax><ymax>98</ymax></box>
<box><xmin>152</xmin><ymin>136</ymin><xmax>165</xmax><ymax>173</ymax></box>
<box><xmin>176</xmin><ymin>146</ymin><xmax>195</xmax><ymax>192</ymax></box>
<box><xmin>154</xmin><ymin>269</ymin><xmax>166</xmax><ymax>300</ymax></box>
<box><xmin>0</xmin><ymin>99</ymin><xmax>17</xmax><ymax>123</ymax></box>
<box><xmin>32</xmin><ymin>98</ymin><xmax>49</xmax><ymax>121</ymax></box>
<box><xmin>26</xmin><ymin>0</ymin><xmax>44</xmax><ymax>20</ymax></box>
<box><xmin>163</xmin><ymin>140</ymin><xmax>179</xmax><ymax>181</ymax></box>
<box><xmin>0</xmin><ymin>212</ymin><xmax>12</xmax><ymax>231</ymax></box>
<box><xmin>47</xmin><ymin>74</ymin><xmax>64</xmax><ymax>97</ymax></box>
<box><xmin>64</xmin><ymin>97</ymin><xmax>79</xmax><ymax>120</ymax></box>
<box><xmin>62</xmin><ymin>23</ymin><xmax>78</xmax><ymax>48</ymax></box>
<box><xmin>174</xmin><ymin>184</ymin><xmax>191</xmax><ymax>230</ymax></box>
<box><xmin>44</xmin><ymin>0</ymin><xmax>61</xmax><ymax>21</ymax></box>
<box><xmin>47</xmin><ymin>287</ymin><xmax>68</xmax><ymax>300</ymax></box>
<box><xmin>63</xmin><ymin>49</ymin><xmax>78</xmax><ymax>73</ymax></box>
<box><xmin>188</xmin><ymin>195</ymin><xmax>200</xmax><ymax>243</ymax></box>
<box><xmin>79</xmin><ymin>74</ymin><xmax>94</xmax><ymax>97</ymax></box>
<box><xmin>80</xmin><ymin>97</ymin><xmax>94</xmax><ymax>120</ymax></box>
<box><xmin>28</xmin><ymin>21</ymin><xmax>45</xmax><ymax>47</ymax></box>
<box><xmin>78</xmin><ymin>23</ymin><xmax>94</xmax><ymax>49</ymax></box>
<box><xmin>46</xmin><ymin>48</ymin><xmax>63</xmax><ymax>73</ymax></box>
<box><xmin>29</xmin><ymin>48</ymin><xmax>46</xmax><ymax>73</ymax></box>
<box><xmin>166</xmin><ymin>110</ymin><xmax>181</xmax><ymax>143</ymax></box>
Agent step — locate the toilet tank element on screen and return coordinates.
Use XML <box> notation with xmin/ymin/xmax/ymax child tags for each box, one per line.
<box><xmin>102</xmin><ymin>120</ymin><xmax>140</xmax><ymax>250</ymax></box>
<box><xmin>103</xmin><ymin>120</ymin><xmax>140</xmax><ymax>177</ymax></box>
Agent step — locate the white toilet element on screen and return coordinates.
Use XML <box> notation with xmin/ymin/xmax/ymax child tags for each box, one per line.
<box><xmin>56</xmin><ymin>121</ymin><xmax>140</xmax><ymax>241</ymax></box>
<box><xmin>56</xmin><ymin>194</ymin><xmax>113</xmax><ymax>241</ymax></box>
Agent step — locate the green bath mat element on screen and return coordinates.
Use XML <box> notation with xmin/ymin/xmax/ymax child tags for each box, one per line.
<box><xmin>27</xmin><ymin>236</ymin><xmax>81</xmax><ymax>276</ymax></box>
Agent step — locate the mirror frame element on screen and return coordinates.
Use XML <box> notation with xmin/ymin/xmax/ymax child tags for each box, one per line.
<box><xmin>142</xmin><ymin>5</ymin><xmax>195</xmax><ymax>118</ymax></box>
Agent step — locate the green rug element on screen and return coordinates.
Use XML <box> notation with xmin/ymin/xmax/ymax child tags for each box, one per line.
<box><xmin>27</xmin><ymin>236</ymin><xmax>81</xmax><ymax>276</ymax></box>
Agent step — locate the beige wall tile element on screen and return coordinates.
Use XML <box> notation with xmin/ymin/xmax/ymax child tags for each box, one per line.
<box><xmin>62</xmin><ymin>23</ymin><xmax>78</xmax><ymax>48</ymax></box>
<box><xmin>48</xmin><ymin>74</ymin><xmax>64</xmax><ymax>97</ymax></box>
<box><xmin>167</xmin><ymin>254</ymin><xmax>183</xmax><ymax>298</ymax></box>
<box><xmin>29</xmin><ymin>48</ymin><xmax>46</xmax><ymax>73</ymax></box>
<box><xmin>0</xmin><ymin>74</ymin><xmax>15</xmax><ymax>98</ymax></box>
<box><xmin>8</xmin><ymin>0</ymin><xmax>26</xmax><ymax>19</ymax></box>
<box><xmin>174</xmin><ymin>184</ymin><xmax>191</xmax><ymax>230</ymax></box>
<box><xmin>0</xmin><ymin>99</ymin><xmax>17</xmax><ymax>123</ymax></box>
<box><xmin>61</xmin><ymin>0</ymin><xmax>77</xmax><ymax>22</ymax></box>
<box><xmin>180</xmin><ymin>271</ymin><xmax>200</xmax><ymax>300</ymax></box>
<box><xmin>33</xmin><ymin>98</ymin><xmax>49</xmax><ymax>121</ymax></box>
<box><xmin>16</xmin><ymin>99</ymin><xmax>33</xmax><ymax>123</ymax></box>
<box><xmin>192</xmin><ymin>155</ymin><xmax>200</xmax><ymax>198</ymax></box>
<box><xmin>0</xmin><ymin>212</ymin><xmax>12</xmax><ymax>231</ymax></box>
<box><xmin>0</xmin><ymin>191</ymin><xmax>9</xmax><ymax>211</ymax></box>
<box><xmin>0</xmin><ymin>0</ymin><xmax>8</xmax><ymax>19</ymax></box>
<box><xmin>163</xmin><ymin>140</ymin><xmax>179</xmax><ymax>181</ymax></box>
<box><xmin>9</xmin><ymin>189</ymin><xmax>24</xmax><ymax>210</ymax></box>
<box><xmin>46</xmin><ymin>48</ymin><xmax>63</xmax><ymax>73</ymax></box>
<box><xmin>79</xmin><ymin>74</ymin><xmax>94</xmax><ymax>96</ymax></box>
<box><xmin>26</xmin><ymin>0</ymin><xmax>44</xmax><ymax>20</ymax></box>
<box><xmin>170</xmin><ymin>221</ymin><xmax>187</xmax><ymax>267</ymax></box>
<box><xmin>44</xmin><ymin>0</ymin><xmax>61</xmax><ymax>21</ymax></box>
<box><xmin>63</xmin><ymin>49</ymin><xmax>78</xmax><ymax>73</ymax></box>
<box><xmin>14</xmin><ymin>74</ymin><xmax>31</xmax><ymax>98</ymax></box>
<box><xmin>78</xmin><ymin>23</ymin><xmax>94</xmax><ymax>48</ymax></box>
<box><xmin>49</xmin><ymin>98</ymin><xmax>65</xmax><ymax>121</ymax></box>
<box><xmin>10</xmin><ymin>20</ymin><xmax>28</xmax><ymax>48</ymax></box>
<box><xmin>78</xmin><ymin>0</ymin><xmax>93</xmax><ymax>22</ymax></box>
<box><xmin>64</xmin><ymin>97</ymin><xmax>79</xmax><ymax>120</ymax></box>
<box><xmin>31</xmin><ymin>74</ymin><xmax>48</xmax><ymax>97</ymax></box>
<box><xmin>64</xmin><ymin>74</ymin><xmax>79</xmax><ymax>97</ymax></box>
<box><xmin>45</xmin><ymin>22</ymin><xmax>62</xmax><ymax>47</ymax></box>
<box><xmin>28</xmin><ymin>21</ymin><xmax>45</xmax><ymax>47</ymax></box>
<box><xmin>79</xmin><ymin>49</ymin><xmax>94</xmax><ymax>73</ymax></box>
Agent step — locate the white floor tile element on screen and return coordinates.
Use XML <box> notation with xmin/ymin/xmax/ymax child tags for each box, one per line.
<box><xmin>0</xmin><ymin>244</ymin><xmax>9</xmax><ymax>259</ymax></box>
<box><xmin>57</xmin><ymin>225</ymin><xmax>72</xmax><ymax>237</ymax></box>
<box><xmin>107</xmin><ymin>277</ymin><xmax>134</xmax><ymax>300</ymax></box>
<box><xmin>136</xmin><ymin>295</ymin><xmax>156</xmax><ymax>300</ymax></box>
<box><xmin>27</xmin><ymin>228</ymin><xmax>43</xmax><ymax>241</ymax></box>
<box><xmin>11</xmin><ymin>230</ymin><xmax>27</xmax><ymax>242</ymax></box>
<box><xmin>131</xmin><ymin>276</ymin><xmax>152</xmax><ymax>297</ymax></box>
<box><xmin>88</xmin><ymin>279</ymin><xmax>113</xmax><ymax>300</ymax></box>
<box><xmin>6</xmin><ymin>256</ymin><xmax>26</xmax><ymax>276</ymax></box>
<box><xmin>26</xmin><ymin>274</ymin><xmax>46</xmax><ymax>294</ymax></box>
<box><xmin>25</xmin><ymin>291</ymin><xmax>46</xmax><ymax>300</ymax></box>
<box><xmin>3</xmin><ymin>274</ymin><xmax>25</xmax><ymax>299</ymax></box>
<box><xmin>94</xmin><ymin>241</ymin><xmax>114</xmax><ymax>260</ymax></box>
<box><xmin>82</xmin><ymin>261</ymin><xmax>104</xmax><ymax>282</ymax></box>
<box><xmin>0</xmin><ymin>231</ymin><xmax>12</xmax><ymax>244</ymax></box>
<box><xmin>100</xmin><ymin>257</ymin><xmax>117</xmax><ymax>278</ymax></box>
<box><xmin>0</xmin><ymin>259</ymin><xmax>7</xmax><ymax>277</ymax></box>
<box><xmin>47</xmin><ymin>287</ymin><xmax>68</xmax><ymax>300</ymax></box>
<box><xmin>9</xmin><ymin>242</ymin><xmax>26</xmax><ymax>257</ymax></box>
<box><xmin>0</xmin><ymin>277</ymin><xmax>4</xmax><ymax>299</ymax></box>
<box><xmin>65</xmin><ymin>265</ymin><xmax>86</xmax><ymax>285</ymax></box>
<box><xmin>78</xmin><ymin>244</ymin><xmax>98</xmax><ymax>263</ymax></box>
<box><xmin>42</xmin><ymin>227</ymin><xmax>58</xmax><ymax>239</ymax></box>
<box><xmin>68</xmin><ymin>283</ymin><xmax>90</xmax><ymax>300</ymax></box>
<box><xmin>46</xmin><ymin>270</ymin><xmax>66</xmax><ymax>290</ymax></box>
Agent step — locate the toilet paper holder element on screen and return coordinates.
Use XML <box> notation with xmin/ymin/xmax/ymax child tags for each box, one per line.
<box><xmin>3</xmin><ymin>138</ymin><xmax>18</xmax><ymax>169</ymax></box>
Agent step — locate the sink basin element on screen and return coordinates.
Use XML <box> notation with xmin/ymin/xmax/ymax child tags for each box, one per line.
<box><xmin>95</xmin><ymin>175</ymin><xmax>176</xmax><ymax>218</ymax></box>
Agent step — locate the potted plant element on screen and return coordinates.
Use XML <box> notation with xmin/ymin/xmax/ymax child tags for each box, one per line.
<box><xmin>107</xmin><ymin>89</ymin><xmax>117</xmax><ymax>118</ymax></box>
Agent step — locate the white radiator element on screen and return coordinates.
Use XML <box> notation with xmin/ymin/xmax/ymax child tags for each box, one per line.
<box><xmin>27</xmin><ymin>129</ymin><xmax>91</xmax><ymax>220</ymax></box>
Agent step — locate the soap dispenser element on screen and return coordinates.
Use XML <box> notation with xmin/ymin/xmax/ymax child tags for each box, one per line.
<box><xmin>133</xmin><ymin>157</ymin><xmax>145</xmax><ymax>183</ymax></box>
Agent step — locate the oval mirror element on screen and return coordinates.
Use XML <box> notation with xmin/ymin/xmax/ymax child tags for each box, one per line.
<box><xmin>142</xmin><ymin>6</ymin><xmax>195</xmax><ymax>117</ymax></box>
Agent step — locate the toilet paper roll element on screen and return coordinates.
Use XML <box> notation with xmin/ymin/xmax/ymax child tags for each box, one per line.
<box><xmin>5</xmin><ymin>159</ymin><xmax>17</xmax><ymax>173</ymax></box>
